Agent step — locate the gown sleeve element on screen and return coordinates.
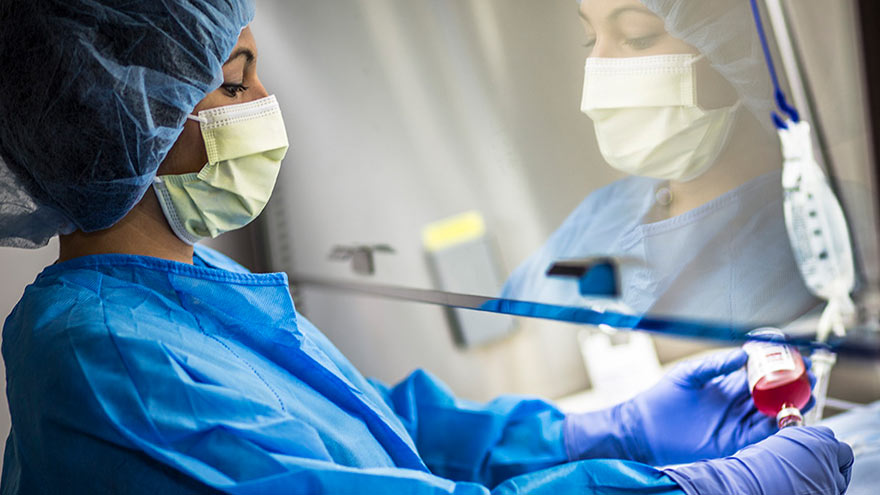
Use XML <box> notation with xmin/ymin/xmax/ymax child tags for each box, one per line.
<box><xmin>367</xmin><ymin>371</ymin><xmax>686</xmax><ymax>494</ymax></box>
<box><xmin>368</xmin><ymin>370</ymin><xmax>568</xmax><ymax>486</ymax></box>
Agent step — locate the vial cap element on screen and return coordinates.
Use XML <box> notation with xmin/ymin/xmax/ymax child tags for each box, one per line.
<box><xmin>777</xmin><ymin>406</ymin><xmax>804</xmax><ymax>428</ymax></box>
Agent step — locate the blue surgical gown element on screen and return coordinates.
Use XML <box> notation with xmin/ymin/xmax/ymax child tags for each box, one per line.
<box><xmin>1</xmin><ymin>245</ymin><xmax>684</xmax><ymax>494</ymax></box>
<box><xmin>503</xmin><ymin>172</ymin><xmax>819</xmax><ymax>327</ymax></box>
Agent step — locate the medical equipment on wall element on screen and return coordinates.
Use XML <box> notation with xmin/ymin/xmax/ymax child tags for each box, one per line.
<box><xmin>329</xmin><ymin>244</ymin><xmax>395</xmax><ymax>275</ymax></box>
<box><xmin>744</xmin><ymin>329</ymin><xmax>811</xmax><ymax>428</ymax></box>
<box><xmin>422</xmin><ymin>211</ymin><xmax>516</xmax><ymax>347</ymax></box>
<box><xmin>751</xmin><ymin>0</ymin><xmax>857</xmax><ymax>423</ymax></box>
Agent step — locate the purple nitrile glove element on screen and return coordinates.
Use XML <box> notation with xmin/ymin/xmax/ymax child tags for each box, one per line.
<box><xmin>564</xmin><ymin>349</ymin><xmax>816</xmax><ymax>466</ymax></box>
<box><xmin>664</xmin><ymin>426</ymin><xmax>853</xmax><ymax>495</ymax></box>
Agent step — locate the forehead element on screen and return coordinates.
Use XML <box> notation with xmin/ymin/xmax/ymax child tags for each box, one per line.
<box><xmin>234</xmin><ymin>26</ymin><xmax>257</xmax><ymax>52</ymax></box>
<box><xmin>223</xmin><ymin>26</ymin><xmax>258</xmax><ymax>66</ymax></box>
<box><xmin>579</xmin><ymin>0</ymin><xmax>659</xmax><ymax>22</ymax></box>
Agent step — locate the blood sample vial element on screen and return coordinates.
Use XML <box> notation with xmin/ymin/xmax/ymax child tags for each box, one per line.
<box><xmin>743</xmin><ymin>328</ymin><xmax>811</xmax><ymax>428</ymax></box>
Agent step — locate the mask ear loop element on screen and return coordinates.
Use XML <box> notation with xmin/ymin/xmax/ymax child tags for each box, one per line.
<box><xmin>187</xmin><ymin>114</ymin><xmax>208</xmax><ymax>124</ymax></box>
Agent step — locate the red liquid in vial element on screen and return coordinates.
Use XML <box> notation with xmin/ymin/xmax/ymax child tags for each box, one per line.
<box><xmin>744</xmin><ymin>330</ymin><xmax>811</xmax><ymax>423</ymax></box>
<box><xmin>750</xmin><ymin>355</ymin><xmax>811</xmax><ymax>417</ymax></box>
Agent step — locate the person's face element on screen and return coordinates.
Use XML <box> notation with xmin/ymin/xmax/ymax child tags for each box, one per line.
<box><xmin>578</xmin><ymin>0</ymin><xmax>737</xmax><ymax>109</ymax></box>
<box><xmin>158</xmin><ymin>26</ymin><xmax>269</xmax><ymax>176</ymax></box>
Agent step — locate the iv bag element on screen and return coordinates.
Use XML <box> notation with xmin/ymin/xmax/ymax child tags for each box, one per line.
<box><xmin>780</xmin><ymin>120</ymin><xmax>856</xmax><ymax>339</ymax></box>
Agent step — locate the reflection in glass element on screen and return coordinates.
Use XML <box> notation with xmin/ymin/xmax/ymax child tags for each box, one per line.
<box><xmin>502</xmin><ymin>0</ymin><xmax>819</xmax><ymax>328</ymax></box>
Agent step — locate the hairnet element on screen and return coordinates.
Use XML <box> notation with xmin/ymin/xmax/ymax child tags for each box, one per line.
<box><xmin>638</xmin><ymin>0</ymin><xmax>775</xmax><ymax>130</ymax></box>
<box><xmin>0</xmin><ymin>0</ymin><xmax>256</xmax><ymax>248</ymax></box>
<box><xmin>575</xmin><ymin>0</ymin><xmax>775</xmax><ymax>131</ymax></box>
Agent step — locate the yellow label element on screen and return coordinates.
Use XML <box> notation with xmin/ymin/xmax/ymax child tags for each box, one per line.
<box><xmin>422</xmin><ymin>211</ymin><xmax>486</xmax><ymax>252</ymax></box>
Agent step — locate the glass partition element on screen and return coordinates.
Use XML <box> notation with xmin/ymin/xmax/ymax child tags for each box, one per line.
<box><xmin>255</xmin><ymin>0</ymin><xmax>879</xmax><ymax>356</ymax></box>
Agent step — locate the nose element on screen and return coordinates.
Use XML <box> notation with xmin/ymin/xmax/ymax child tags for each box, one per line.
<box><xmin>251</xmin><ymin>77</ymin><xmax>270</xmax><ymax>100</ymax></box>
<box><xmin>590</xmin><ymin>38</ymin><xmax>620</xmax><ymax>58</ymax></box>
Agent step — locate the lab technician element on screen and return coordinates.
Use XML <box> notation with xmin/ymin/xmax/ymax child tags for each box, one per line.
<box><xmin>0</xmin><ymin>1</ymin><xmax>852</xmax><ymax>494</ymax></box>
<box><xmin>503</xmin><ymin>0</ymin><xmax>818</xmax><ymax>328</ymax></box>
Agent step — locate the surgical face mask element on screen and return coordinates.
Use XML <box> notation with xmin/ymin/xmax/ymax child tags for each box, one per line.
<box><xmin>580</xmin><ymin>54</ymin><xmax>740</xmax><ymax>182</ymax></box>
<box><xmin>153</xmin><ymin>95</ymin><xmax>289</xmax><ymax>245</ymax></box>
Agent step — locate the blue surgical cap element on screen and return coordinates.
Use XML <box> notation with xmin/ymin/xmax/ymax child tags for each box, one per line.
<box><xmin>0</xmin><ymin>0</ymin><xmax>256</xmax><ymax>247</ymax></box>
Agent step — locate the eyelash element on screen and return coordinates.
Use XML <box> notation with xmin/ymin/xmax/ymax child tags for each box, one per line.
<box><xmin>222</xmin><ymin>84</ymin><xmax>249</xmax><ymax>97</ymax></box>
<box><xmin>582</xmin><ymin>34</ymin><xmax>658</xmax><ymax>51</ymax></box>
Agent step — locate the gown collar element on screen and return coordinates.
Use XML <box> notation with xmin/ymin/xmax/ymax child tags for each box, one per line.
<box><xmin>42</xmin><ymin>249</ymin><xmax>288</xmax><ymax>286</ymax></box>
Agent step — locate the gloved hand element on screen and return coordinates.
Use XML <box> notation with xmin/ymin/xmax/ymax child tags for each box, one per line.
<box><xmin>564</xmin><ymin>349</ymin><xmax>815</xmax><ymax>466</ymax></box>
<box><xmin>664</xmin><ymin>426</ymin><xmax>853</xmax><ymax>495</ymax></box>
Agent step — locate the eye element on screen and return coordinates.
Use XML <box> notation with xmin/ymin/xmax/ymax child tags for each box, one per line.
<box><xmin>221</xmin><ymin>83</ymin><xmax>249</xmax><ymax>97</ymax></box>
<box><xmin>624</xmin><ymin>34</ymin><xmax>660</xmax><ymax>50</ymax></box>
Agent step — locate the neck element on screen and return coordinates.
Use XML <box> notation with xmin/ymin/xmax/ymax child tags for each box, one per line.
<box><xmin>667</xmin><ymin>111</ymin><xmax>782</xmax><ymax>217</ymax></box>
<box><xmin>58</xmin><ymin>189</ymin><xmax>194</xmax><ymax>264</ymax></box>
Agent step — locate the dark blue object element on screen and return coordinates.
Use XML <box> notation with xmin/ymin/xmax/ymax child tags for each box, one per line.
<box><xmin>749</xmin><ymin>0</ymin><xmax>800</xmax><ymax>128</ymax></box>
<box><xmin>546</xmin><ymin>258</ymin><xmax>620</xmax><ymax>298</ymax></box>
<box><xmin>579</xmin><ymin>261</ymin><xmax>618</xmax><ymax>297</ymax></box>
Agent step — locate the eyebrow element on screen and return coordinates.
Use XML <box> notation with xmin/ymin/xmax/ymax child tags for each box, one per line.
<box><xmin>224</xmin><ymin>47</ymin><xmax>256</xmax><ymax>66</ymax></box>
<box><xmin>609</xmin><ymin>6</ymin><xmax>656</xmax><ymax>21</ymax></box>
<box><xmin>578</xmin><ymin>6</ymin><xmax>657</xmax><ymax>23</ymax></box>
